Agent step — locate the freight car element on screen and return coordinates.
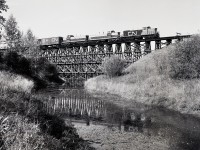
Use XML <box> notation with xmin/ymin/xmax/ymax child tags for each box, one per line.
<box><xmin>89</xmin><ymin>31</ymin><xmax>120</xmax><ymax>41</ymax></box>
<box><xmin>66</xmin><ymin>35</ymin><xmax>89</xmax><ymax>42</ymax></box>
<box><xmin>37</xmin><ymin>37</ymin><xmax>63</xmax><ymax>46</ymax></box>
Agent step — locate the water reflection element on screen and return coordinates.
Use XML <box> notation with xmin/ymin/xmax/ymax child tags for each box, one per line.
<box><xmin>41</xmin><ymin>88</ymin><xmax>200</xmax><ymax>150</ymax></box>
<box><xmin>44</xmin><ymin>89</ymin><xmax>106</xmax><ymax>122</ymax></box>
<box><xmin>42</xmin><ymin>89</ymin><xmax>152</xmax><ymax>131</ymax></box>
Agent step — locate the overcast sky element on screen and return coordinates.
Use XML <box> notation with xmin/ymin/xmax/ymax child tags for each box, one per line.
<box><xmin>3</xmin><ymin>0</ymin><xmax>200</xmax><ymax>38</ymax></box>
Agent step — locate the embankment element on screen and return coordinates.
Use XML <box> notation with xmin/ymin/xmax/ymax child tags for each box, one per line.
<box><xmin>85</xmin><ymin>42</ymin><xmax>200</xmax><ymax>118</ymax></box>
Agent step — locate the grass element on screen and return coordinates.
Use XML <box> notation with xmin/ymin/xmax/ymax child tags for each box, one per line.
<box><xmin>0</xmin><ymin>71</ymin><xmax>34</xmax><ymax>93</ymax></box>
<box><xmin>0</xmin><ymin>114</ymin><xmax>45</xmax><ymax>150</ymax></box>
<box><xmin>0</xmin><ymin>71</ymin><xmax>43</xmax><ymax>149</ymax></box>
<box><xmin>0</xmin><ymin>70</ymin><xmax>93</xmax><ymax>150</ymax></box>
<box><xmin>85</xmin><ymin>35</ymin><xmax>200</xmax><ymax>117</ymax></box>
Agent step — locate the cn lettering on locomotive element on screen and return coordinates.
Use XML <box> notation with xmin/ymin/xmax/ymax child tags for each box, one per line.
<box><xmin>128</xmin><ymin>31</ymin><xmax>137</xmax><ymax>36</ymax></box>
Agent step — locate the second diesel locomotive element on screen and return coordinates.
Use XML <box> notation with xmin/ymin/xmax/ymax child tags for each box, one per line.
<box><xmin>38</xmin><ymin>26</ymin><xmax>159</xmax><ymax>46</ymax></box>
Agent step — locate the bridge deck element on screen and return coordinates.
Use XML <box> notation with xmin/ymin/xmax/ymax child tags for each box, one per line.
<box><xmin>58</xmin><ymin>35</ymin><xmax>191</xmax><ymax>48</ymax></box>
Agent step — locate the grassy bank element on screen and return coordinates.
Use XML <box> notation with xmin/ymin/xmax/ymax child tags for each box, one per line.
<box><xmin>0</xmin><ymin>70</ymin><xmax>93</xmax><ymax>150</ymax></box>
<box><xmin>85</xmin><ymin>36</ymin><xmax>200</xmax><ymax>117</ymax></box>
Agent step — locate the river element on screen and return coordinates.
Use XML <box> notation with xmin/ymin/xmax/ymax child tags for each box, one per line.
<box><xmin>38</xmin><ymin>88</ymin><xmax>200</xmax><ymax>150</ymax></box>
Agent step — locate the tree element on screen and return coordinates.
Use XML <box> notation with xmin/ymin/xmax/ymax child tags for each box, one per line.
<box><xmin>0</xmin><ymin>0</ymin><xmax>9</xmax><ymax>37</ymax></box>
<box><xmin>4</xmin><ymin>14</ymin><xmax>22</xmax><ymax>52</ymax></box>
<box><xmin>22</xmin><ymin>29</ymin><xmax>38</xmax><ymax>56</ymax></box>
<box><xmin>101</xmin><ymin>56</ymin><xmax>126</xmax><ymax>78</ymax></box>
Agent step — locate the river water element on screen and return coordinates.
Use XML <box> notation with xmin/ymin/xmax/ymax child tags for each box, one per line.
<box><xmin>39</xmin><ymin>88</ymin><xmax>200</xmax><ymax>150</ymax></box>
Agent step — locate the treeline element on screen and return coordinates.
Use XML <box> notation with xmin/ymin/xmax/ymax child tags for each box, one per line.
<box><xmin>2</xmin><ymin>14</ymin><xmax>38</xmax><ymax>56</ymax></box>
<box><xmin>0</xmin><ymin>8</ymin><xmax>65</xmax><ymax>90</ymax></box>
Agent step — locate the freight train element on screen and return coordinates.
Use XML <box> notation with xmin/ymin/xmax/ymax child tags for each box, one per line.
<box><xmin>38</xmin><ymin>26</ymin><xmax>159</xmax><ymax>46</ymax></box>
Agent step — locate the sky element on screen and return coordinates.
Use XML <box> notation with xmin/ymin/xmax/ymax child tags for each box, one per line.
<box><xmin>2</xmin><ymin>0</ymin><xmax>200</xmax><ymax>39</ymax></box>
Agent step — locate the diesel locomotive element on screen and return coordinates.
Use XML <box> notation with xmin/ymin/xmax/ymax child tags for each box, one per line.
<box><xmin>123</xmin><ymin>26</ymin><xmax>159</xmax><ymax>38</ymax></box>
<box><xmin>38</xmin><ymin>26</ymin><xmax>159</xmax><ymax>46</ymax></box>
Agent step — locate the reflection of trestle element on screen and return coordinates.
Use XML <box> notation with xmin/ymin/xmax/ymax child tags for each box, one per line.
<box><xmin>43</xmin><ymin>94</ymin><xmax>106</xmax><ymax>120</ymax></box>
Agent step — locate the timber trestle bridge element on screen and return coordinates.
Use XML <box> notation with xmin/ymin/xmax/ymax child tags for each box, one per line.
<box><xmin>38</xmin><ymin>35</ymin><xmax>190</xmax><ymax>87</ymax></box>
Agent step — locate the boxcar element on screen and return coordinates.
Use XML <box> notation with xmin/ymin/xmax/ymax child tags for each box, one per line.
<box><xmin>38</xmin><ymin>37</ymin><xmax>63</xmax><ymax>46</ymax></box>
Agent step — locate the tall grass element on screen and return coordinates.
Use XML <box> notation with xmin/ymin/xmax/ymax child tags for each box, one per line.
<box><xmin>85</xmin><ymin>35</ymin><xmax>200</xmax><ymax>117</ymax></box>
<box><xmin>0</xmin><ymin>71</ymin><xmax>34</xmax><ymax>93</ymax></box>
<box><xmin>0</xmin><ymin>114</ymin><xmax>45</xmax><ymax>150</ymax></box>
<box><xmin>0</xmin><ymin>72</ymin><xmax>43</xmax><ymax>149</ymax></box>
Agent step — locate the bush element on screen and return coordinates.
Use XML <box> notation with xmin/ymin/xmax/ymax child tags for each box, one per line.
<box><xmin>30</xmin><ymin>57</ymin><xmax>64</xmax><ymax>90</ymax></box>
<box><xmin>101</xmin><ymin>55</ymin><xmax>126</xmax><ymax>78</ymax></box>
<box><xmin>4</xmin><ymin>51</ymin><xmax>32</xmax><ymax>76</ymax></box>
<box><xmin>169</xmin><ymin>35</ymin><xmax>200</xmax><ymax>79</ymax></box>
<box><xmin>33</xmin><ymin>57</ymin><xmax>59</xmax><ymax>80</ymax></box>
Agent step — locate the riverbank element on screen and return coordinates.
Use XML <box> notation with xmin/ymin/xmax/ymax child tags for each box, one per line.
<box><xmin>85</xmin><ymin>43</ymin><xmax>200</xmax><ymax>118</ymax></box>
<box><xmin>0</xmin><ymin>70</ymin><xmax>93</xmax><ymax>149</ymax></box>
<box><xmin>74</xmin><ymin>122</ymin><xmax>169</xmax><ymax>150</ymax></box>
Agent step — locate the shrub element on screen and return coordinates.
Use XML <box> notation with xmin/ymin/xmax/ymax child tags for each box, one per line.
<box><xmin>169</xmin><ymin>35</ymin><xmax>200</xmax><ymax>79</ymax></box>
<box><xmin>101</xmin><ymin>55</ymin><xmax>126</xmax><ymax>78</ymax></box>
<box><xmin>4</xmin><ymin>51</ymin><xmax>32</xmax><ymax>76</ymax></box>
<box><xmin>30</xmin><ymin>57</ymin><xmax>64</xmax><ymax>90</ymax></box>
<box><xmin>33</xmin><ymin>57</ymin><xmax>60</xmax><ymax>81</ymax></box>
